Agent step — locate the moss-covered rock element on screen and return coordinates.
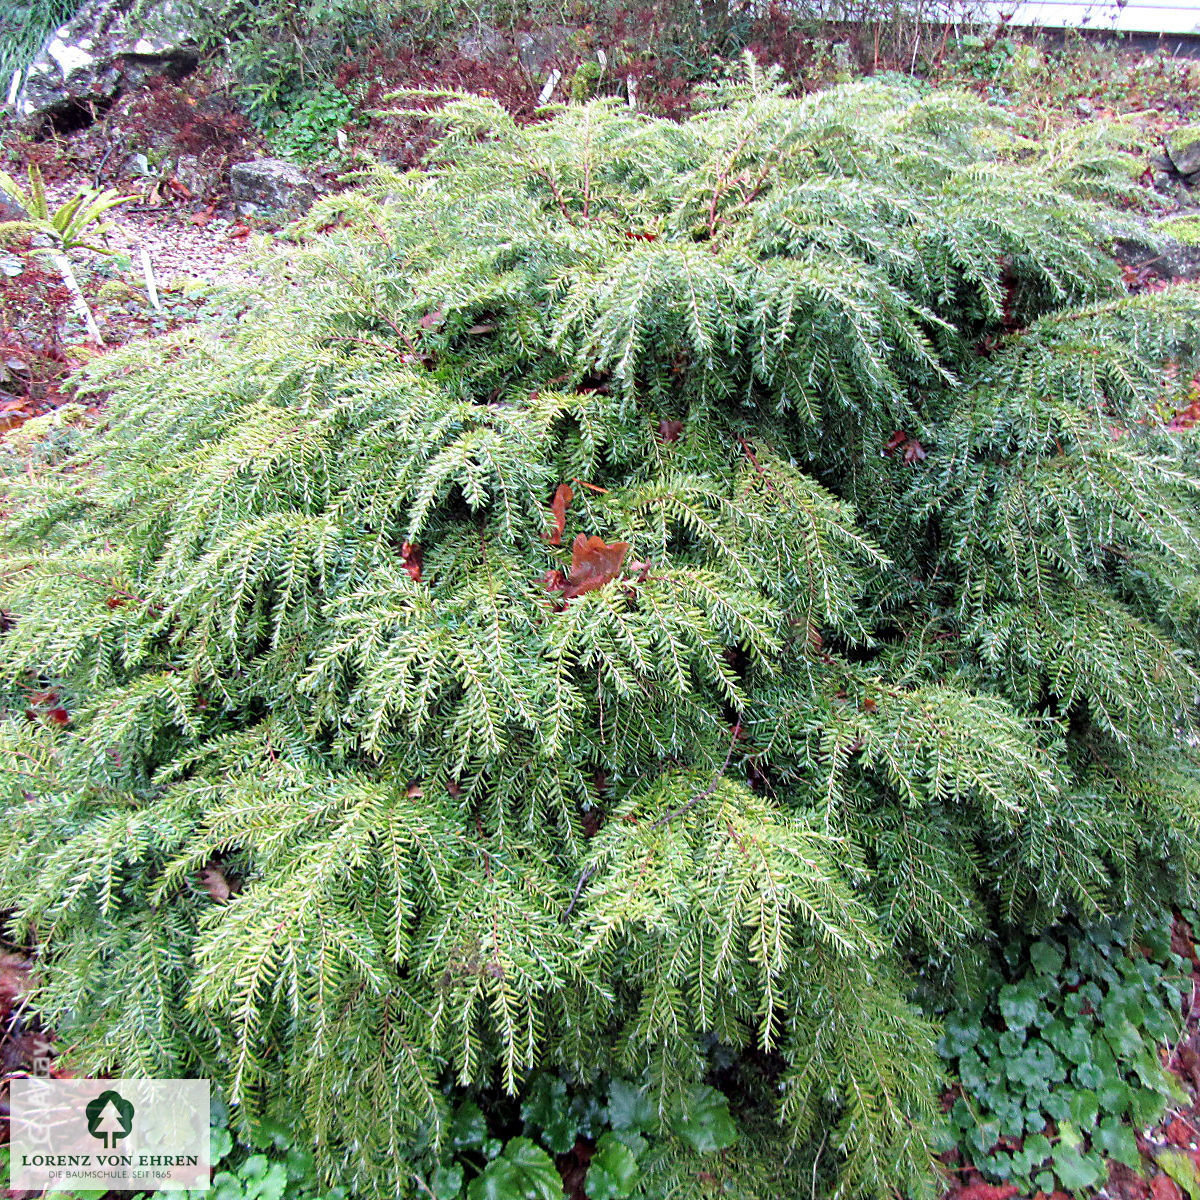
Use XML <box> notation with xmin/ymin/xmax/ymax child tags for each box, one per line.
<box><xmin>1167</xmin><ymin>124</ymin><xmax>1200</xmax><ymax>177</ymax></box>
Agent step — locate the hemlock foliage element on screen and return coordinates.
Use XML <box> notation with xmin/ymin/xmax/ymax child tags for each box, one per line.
<box><xmin>3</xmin><ymin>60</ymin><xmax>1200</xmax><ymax>1198</ymax></box>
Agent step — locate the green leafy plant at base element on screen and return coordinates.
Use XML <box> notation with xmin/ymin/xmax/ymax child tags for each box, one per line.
<box><xmin>3</xmin><ymin>58</ymin><xmax>1200</xmax><ymax>1199</ymax></box>
<box><xmin>264</xmin><ymin>85</ymin><xmax>358</xmax><ymax>163</ymax></box>
<box><xmin>116</xmin><ymin>1075</ymin><xmax>739</xmax><ymax>1200</ymax></box>
<box><xmin>940</xmin><ymin>917</ymin><xmax>1189</xmax><ymax>1195</ymax></box>
<box><xmin>118</xmin><ymin>1102</ymin><xmax>345</xmax><ymax>1200</ymax></box>
<box><xmin>570</xmin><ymin>61</ymin><xmax>605</xmax><ymax>104</ymax></box>
<box><xmin>948</xmin><ymin>34</ymin><xmax>1018</xmax><ymax>85</ymax></box>
<box><xmin>169</xmin><ymin>0</ymin><xmax>466</xmax><ymax>124</ymax></box>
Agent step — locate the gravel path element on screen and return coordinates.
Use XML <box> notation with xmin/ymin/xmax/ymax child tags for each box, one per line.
<box><xmin>103</xmin><ymin>209</ymin><xmax>257</xmax><ymax>288</ymax></box>
<box><xmin>49</xmin><ymin>176</ymin><xmax>258</xmax><ymax>288</ymax></box>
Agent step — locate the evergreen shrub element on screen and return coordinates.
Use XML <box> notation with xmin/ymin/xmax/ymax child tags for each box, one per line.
<box><xmin>3</xmin><ymin>61</ymin><xmax>1200</xmax><ymax>1197</ymax></box>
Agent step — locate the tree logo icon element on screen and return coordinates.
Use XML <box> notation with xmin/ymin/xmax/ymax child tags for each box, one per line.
<box><xmin>85</xmin><ymin>1089</ymin><xmax>135</xmax><ymax>1149</ymax></box>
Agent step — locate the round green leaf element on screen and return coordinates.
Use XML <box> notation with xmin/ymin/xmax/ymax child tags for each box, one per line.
<box><xmin>1030</xmin><ymin>940</ymin><xmax>1065</xmax><ymax>977</ymax></box>
<box><xmin>586</xmin><ymin>1133</ymin><xmax>640</xmax><ymax>1200</ymax></box>
<box><xmin>1051</xmin><ymin>1145</ymin><xmax>1105</xmax><ymax>1192</ymax></box>
<box><xmin>433</xmin><ymin>1163</ymin><xmax>465</xmax><ymax>1200</ymax></box>
<box><xmin>1094</xmin><ymin>1118</ymin><xmax>1140</xmax><ymax>1170</ymax></box>
<box><xmin>467</xmin><ymin>1138</ymin><xmax>562</xmax><ymax>1200</ymax></box>
<box><xmin>999</xmin><ymin>980</ymin><xmax>1041</xmax><ymax>1030</ymax></box>
<box><xmin>521</xmin><ymin>1077</ymin><xmax>578</xmax><ymax>1154</ymax></box>
<box><xmin>669</xmin><ymin>1086</ymin><xmax>736</xmax><ymax>1153</ymax></box>
<box><xmin>607</xmin><ymin>1082</ymin><xmax>654</xmax><ymax>1135</ymax></box>
<box><xmin>452</xmin><ymin>1102</ymin><xmax>489</xmax><ymax>1152</ymax></box>
<box><xmin>1067</xmin><ymin>1089</ymin><xmax>1099</xmax><ymax>1129</ymax></box>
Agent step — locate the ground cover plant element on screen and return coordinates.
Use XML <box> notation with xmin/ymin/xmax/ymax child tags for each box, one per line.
<box><xmin>3</xmin><ymin>59</ymin><xmax>1200</xmax><ymax>1198</ymax></box>
<box><xmin>938</xmin><ymin>917</ymin><xmax>1190</xmax><ymax>1194</ymax></box>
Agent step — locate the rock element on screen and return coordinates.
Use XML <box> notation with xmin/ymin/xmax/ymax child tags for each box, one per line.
<box><xmin>0</xmin><ymin>193</ymin><xmax>30</xmax><ymax>224</ymax></box>
<box><xmin>1176</xmin><ymin>185</ymin><xmax>1200</xmax><ymax>210</ymax></box>
<box><xmin>1167</xmin><ymin>126</ymin><xmax>1200</xmax><ymax>178</ymax></box>
<box><xmin>172</xmin><ymin>154</ymin><xmax>217</xmax><ymax>198</ymax></box>
<box><xmin>454</xmin><ymin>22</ymin><xmax>573</xmax><ymax>76</ymax></box>
<box><xmin>1115</xmin><ymin>226</ymin><xmax>1200</xmax><ymax>283</ymax></box>
<box><xmin>515</xmin><ymin>25</ymin><xmax>573</xmax><ymax>75</ymax></box>
<box><xmin>10</xmin><ymin>0</ymin><xmax>196</xmax><ymax>124</ymax></box>
<box><xmin>229</xmin><ymin>158</ymin><xmax>320</xmax><ymax>215</ymax></box>
<box><xmin>456</xmin><ymin>24</ymin><xmax>510</xmax><ymax>64</ymax></box>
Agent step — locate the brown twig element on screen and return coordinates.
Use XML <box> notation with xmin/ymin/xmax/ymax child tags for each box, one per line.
<box><xmin>736</xmin><ymin>434</ymin><xmax>779</xmax><ymax>493</ymax></box>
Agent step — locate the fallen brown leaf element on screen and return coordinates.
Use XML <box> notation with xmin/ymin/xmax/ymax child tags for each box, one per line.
<box><xmin>198</xmin><ymin>861</ymin><xmax>235</xmax><ymax>902</ymax></box>
<box><xmin>546</xmin><ymin>483</ymin><xmax>573</xmax><ymax>546</ymax></box>
<box><xmin>561</xmin><ymin>534</ymin><xmax>629</xmax><ymax>599</ymax></box>
<box><xmin>1151</xmin><ymin>1174</ymin><xmax>1184</xmax><ymax>1200</ymax></box>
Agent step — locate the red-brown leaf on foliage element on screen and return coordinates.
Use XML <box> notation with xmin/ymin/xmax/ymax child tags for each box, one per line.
<box><xmin>198</xmin><ymin>862</ymin><xmax>233</xmax><ymax>902</ymax></box>
<box><xmin>657</xmin><ymin>419</ymin><xmax>684</xmax><ymax>443</ymax></box>
<box><xmin>884</xmin><ymin>430</ymin><xmax>909</xmax><ymax>454</ymax></box>
<box><xmin>546</xmin><ymin>483</ymin><xmax>573</xmax><ymax>546</ymax></box>
<box><xmin>562</xmin><ymin>534</ymin><xmax>629</xmax><ymax>598</ymax></box>
<box><xmin>1151</xmin><ymin>1174</ymin><xmax>1185</xmax><ymax>1200</ymax></box>
<box><xmin>903</xmin><ymin>438</ymin><xmax>927</xmax><ymax>464</ymax></box>
<box><xmin>1167</xmin><ymin>1118</ymin><xmax>1196</xmax><ymax>1149</ymax></box>
<box><xmin>0</xmin><ymin>951</ymin><xmax>30</xmax><ymax>1020</ymax></box>
<box><xmin>1169</xmin><ymin>392</ymin><xmax>1200</xmax><ymax>430</ymax></box>
<box><xmin>400</xmin><ymin>541</ymin><xmax>422</xmax><ymax>582</ymax></box>
<box><xmin>1171</xmin><ymin>916</ymin><xmax>1198</xmax><ymax>965</ymax></box>
<box><xmin>0</xmin><ymin>398</ymin><xmax>33</xmax><ymax>431</ymax></box>
<box><xmin>1108</xmin><ymin>1162</ymin><xmax>1151</xmax><ymax>1200</ymax></box>
<box><xmin>418</xmin><ymin>307</ymin><xmax>444</xmax><ymax>330</ymax></box>
<box><xmin>45</xmin><ymin>707</ymin><xmax>70</xmax><ymax>726</ymax></box>
<box><xmin>953</xmin><ymin>1184</ymin><xmax>1019</xmax><ymax>1200</ymax></box>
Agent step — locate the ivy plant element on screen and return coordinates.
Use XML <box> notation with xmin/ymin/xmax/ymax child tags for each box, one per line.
<box><xmin>940</xmin><ymin>918</ymin><xmax>1190</xmax><ymax>1195</ymax></box>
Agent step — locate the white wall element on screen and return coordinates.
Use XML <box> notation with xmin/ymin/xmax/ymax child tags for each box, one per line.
<box><xmin>978</xmin><ymin>0</ymin><xmax>1200</xmax><ymax>35</ymax></box>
